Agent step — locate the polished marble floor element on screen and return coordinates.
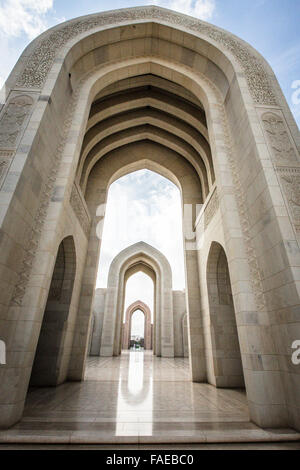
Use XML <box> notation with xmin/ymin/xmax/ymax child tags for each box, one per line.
<box><xmin>0</xmin><ymin>351</ymin><xmax>299</xmax><ymax>445</ymax></box>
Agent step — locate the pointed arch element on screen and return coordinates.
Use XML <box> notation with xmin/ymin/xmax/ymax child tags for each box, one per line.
<box><xmin>30</xmin><ymin>236</ymin><xmax>77</xmax><ymax>386</ymax></box>
<box><xmin>100</xmin><ymin>241</ymin><xmax>174</xmax><ymax>358</ymax></box>
<box><xmin>123</xmin><ymin>300</ymin><xmax>152</xmax><ymax>350</ymax></box>
<box><xmin>206</xmin><ymin>241</ymin><xmax>244</xmax><ymax>388</ymax></box>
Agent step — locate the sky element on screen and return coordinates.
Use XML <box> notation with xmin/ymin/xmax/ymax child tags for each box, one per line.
<box><xmin>0</xmin><ymin>0</ymin><xmax>299</xmax><ymax>319</ymax></box>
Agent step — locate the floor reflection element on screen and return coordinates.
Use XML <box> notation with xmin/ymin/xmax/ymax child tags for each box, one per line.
<box><xmin>127</xmin><ymin>350</ymin><xmax>145</xmax><ymax>396</ymax></box>
<box><xmin>116</xmin><ymin>351</ymin><xmax>153</xmax><ymax>435</ymax></box>
<box><xmin>11</xmin><ymin>350</ymin><xmax>262</xmax><ymax>443</ymax></box>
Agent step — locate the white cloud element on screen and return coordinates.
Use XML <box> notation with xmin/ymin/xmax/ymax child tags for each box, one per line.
<box><xmin>193</xmin><ymin>0</ymin><xmax>215</xmax><ymax>18</ymax></box>
<box><xmin>152</xmin><ymin>0</ymin><xmax>216</xmax><ymax>20</ymax></box>
<box><xmin>0</xmin><ymin>0</ymin><xmax>54</xmax><ymax>40</ymax></box>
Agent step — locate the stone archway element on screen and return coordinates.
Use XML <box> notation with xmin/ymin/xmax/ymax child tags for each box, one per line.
<box><xmin>206</xmin><ymin>241</ymin><xmax>244</xmax><ymax>388</ymax></box>
<box><xmin>0</xmin><ymin>6</ymin><xmax>299</xmax><ymax>432</ymax></box>
<box><xmin>122</xmin><ymin>301</ymin><xmax>152</xmax><ymax>351</ymax></box>
<box><xmin>85</xmin><ymin>142</ymin><xmax>203</xmax><ymax>371</ymax></box>
<box><xmin>100</xmin><ymin>241</ymin><xmax>174</xmax><ymax>358</ymax></box>
<box><xmin>30</xmin><ymin>235</ymin><xmax>77</xmax><ymax>387</ymax></box>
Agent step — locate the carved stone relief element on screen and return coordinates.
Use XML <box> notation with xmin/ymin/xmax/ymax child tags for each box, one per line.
<box><xmin>15</xmin><ymin>6</ymin><xmax>276</xmax><ymax>105</ymax></box>
<box><xmin>70</xmin><ymin>183</ymin><xmax>91</xmax><ymax>237</ymax></box>
<box><xmin>10</xmin><ymin>87</ymin><xmax>81</xmax><ymax>306</ymax></box>
<box><xmin>0</xmin><ymin>160</ymin><xmax>9</xmax><ymax>188</ymax></box>
<box><xmin>281</xmin><ymin>174</ymin><xmax>300</xmax><ymax>219</ymax></box>
<box><xmin>277</xmin><ymin>167</ymin><xmax>300</xmax><ymax>231</ymax></box>
<box><xmin>0</xmin><ymin>150</ymin><xmax>14</xmax><ymax>188</ymax></box>
<box><xmin>262</xmin><ymin>112</ymin><xmax>297</xmax><ymax>164</ymax></box>
<box><xmin>204</xmin><ymin>188</ymin><xmax>219</xmax><ymax>229</ymax></box>
<box><xmin>262</xmin><ymin>112</ymin><xmax>300</xmax><ymax>232</ymax></box>
<box><xmin>0</xmin><ymin>95</ymin><xmax>34</xmax><ymax>149</ymax></box>
<box><xmin>217</xmin><ymin>101</ymin><xmax>267</xmax><ymax>312</ymax></box>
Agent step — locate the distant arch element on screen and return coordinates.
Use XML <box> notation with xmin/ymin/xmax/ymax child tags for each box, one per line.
<box><xmin>123</xmin><ymin>300</ymin><xmax>152</xmax><ymax>350</ymax></box>
<box><xmin>100</xmin><ymin>241</ymin><xmax>174</xmax><ymax>357</ymax></box>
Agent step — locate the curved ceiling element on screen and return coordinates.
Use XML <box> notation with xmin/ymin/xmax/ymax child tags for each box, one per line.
<box><xmin>125</xmin><ymin>262</ymin><xmax>156</xmax><ymax>284</ymax></box>
<box><xmin>77</xmin><ymin>74</ymin><xmax>214</xmax><ymax>200</ymax></box>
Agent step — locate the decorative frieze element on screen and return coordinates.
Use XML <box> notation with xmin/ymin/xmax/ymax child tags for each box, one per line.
<box><xmin>216</xmin><ymin>101</ymin><xmax>267</xmax><ymax>312</ymax></box>
<box><xmin>204</xmin><ymin>188</ymin><xmax>219</xmax><ymax>229</ymax></box>
<box><xmin>0</xmin><ymin>159</ymin><xmax>9</xmax><ymax>188</ymax></box>
<box><xmin>70</xmin><ymin>183</ymin><xmax>91</xmax><ymax>237</ymax></box>
<box><xmin>0</xmin><ymin>150</ymin><xmax>14</xmax><ymax>188</ymax></box>
<box><xmin>15</xmin><ymin>6</ymin><xmax>276</xmax><ymax>105</ymax></box>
